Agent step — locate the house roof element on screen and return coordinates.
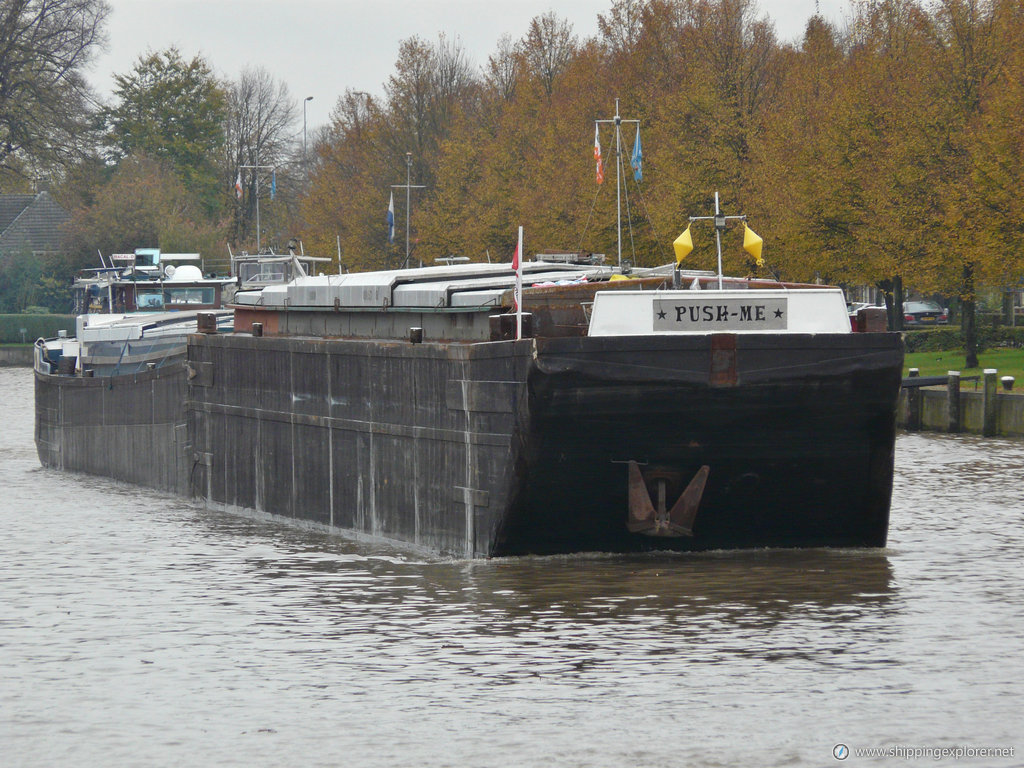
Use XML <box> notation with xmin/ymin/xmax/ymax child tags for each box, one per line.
<box><xmin>0</xmin><ymin>192</ymin><xmax>70</xmax><ymax>255</ymax></box>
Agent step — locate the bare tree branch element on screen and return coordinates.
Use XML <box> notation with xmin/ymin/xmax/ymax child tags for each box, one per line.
<box><xmin>0</xmin><ymin>0</ymin><xmax>109</xmax><ymax>181</ymax></box>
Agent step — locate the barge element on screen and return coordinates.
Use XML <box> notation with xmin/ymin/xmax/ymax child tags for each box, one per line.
<box><xmin>36</xmin><ymin>251</ymin><xmax>903</xmax><ymax>556</ymax></box>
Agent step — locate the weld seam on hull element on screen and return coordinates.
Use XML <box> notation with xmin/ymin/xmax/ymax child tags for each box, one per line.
<box><xmin>187</xmin><ymin>400</ymin><xmax>513</xmax><ymax>447</ymax></box>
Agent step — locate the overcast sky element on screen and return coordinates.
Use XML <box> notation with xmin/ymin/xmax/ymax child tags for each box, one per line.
<box><xmin>90</xmin><ymin>0</ymin><xmax>851</xmax><ymax>133</ymax></box>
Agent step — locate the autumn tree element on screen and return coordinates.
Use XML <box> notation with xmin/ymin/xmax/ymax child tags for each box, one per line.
<box><xmin>303</xmin><ymin>35</ymin><xmax>479</xmax><ymax>270</ymax></box>
<box><xmin>522</xmin><ymin>11</ymin><xmax>578</xmax><ymax>97</ymax></box>
<box><xmin>63</xmin><ymin>155</ymin><xmax>226</xmax><ymax>266</ymax></box>
<box><xmin>296</xmin><ymin>0</ymin><xmax>1024</xmax><ymax>330</ymax></box>
<box><xmin>485</xmin><ymin>35</ymin><xmax>523</xmax><ymax>103</ymax></box>
<box><xmin>302</xmin><ymin>89</ymin><xmax>393</xmax><ymax>271</ymax></box>
<box><xmin>924</xmin><ymin>0</ymin><xmax>1019</xmax><ymax>366</ymax></box>
<box><xmin>625</xmin><ymin>0</ymin><xmax>782</xmax><ymax>274</ymax></box>
<box><xmin>966</xmin><ymin>0</ymin><xmax>1024</xmax><ymax>284</ymax></box>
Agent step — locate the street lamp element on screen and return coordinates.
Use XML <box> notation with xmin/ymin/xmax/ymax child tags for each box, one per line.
<box><xmin>303</xmin><ymin>96</ymin><xmax>314</xmax><ymax>165</ymax></box>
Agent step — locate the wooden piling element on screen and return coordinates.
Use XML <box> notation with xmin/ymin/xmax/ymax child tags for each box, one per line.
<box><xmin>907</xmin><ymin>368</ymin><xmax>921</xmax><ymax>431</ymax></box>
<box><xmin>983</xmin><ymin>368</ymin><xmax>998</xmax><ymax>437</ymax></box>
<box><xmin>947</xmin><ymin>371</ymin><xmax>961</xmax><ymax>433</ymax></box>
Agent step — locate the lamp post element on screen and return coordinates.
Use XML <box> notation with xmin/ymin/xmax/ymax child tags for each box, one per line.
<box><xmin>303</xmin><ymin>96</ymin><xmax>313</xmax><ymax>165</ymax></box>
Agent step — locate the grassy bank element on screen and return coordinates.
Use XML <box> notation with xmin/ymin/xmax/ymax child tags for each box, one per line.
<box><xmin>904</xmin><ymin>349</ymin><xmax>1024</xmax><ymax>380</ymax></box>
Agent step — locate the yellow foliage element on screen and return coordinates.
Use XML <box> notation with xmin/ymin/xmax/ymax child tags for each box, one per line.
<box><xmin>295</xmin><ymin>0</ymin><xmax>1024</xmax><ymax>298</ymax></box>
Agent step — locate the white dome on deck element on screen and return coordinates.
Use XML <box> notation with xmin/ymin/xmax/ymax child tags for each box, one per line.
<box><xmin>166</xmin><ymin>264</ymin><xmax>204</xmax><ymax>282</ymax></box>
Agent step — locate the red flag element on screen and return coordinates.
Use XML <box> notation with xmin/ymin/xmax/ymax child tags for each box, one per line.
<box><xmin>594</xmin><ymin>124</ymin><xmax>604</xmax><ymax>184</ymax></box>
<box><xmin>235</xmin><ymin>171</ymin><xmax>243</xmax><ymax>200</ymax></box>
<box><xmin>511</xmin><ymin>242</ymin><xmax>519</xmax><ymax>270</ymax></box>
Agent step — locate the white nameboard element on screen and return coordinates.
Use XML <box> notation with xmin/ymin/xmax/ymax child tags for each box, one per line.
<box><xmin>653</xmin><ymin>297</ymin><xmax>788</xmax><ymax>331</ymax></box>
<box><xmin>587</xmin><ymin>288</ymin><xmax>850</xmax><ymax>336</ymax></box>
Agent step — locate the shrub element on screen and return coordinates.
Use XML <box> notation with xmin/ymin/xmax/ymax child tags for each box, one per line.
<box><xmin>0</xmin><ymin>314</ymin><xmax>76</xmax><ymax>343</ymax></box>
<box><xmin>986</xmin><ymin>327</ymin><xmax>1024</xmax><ymax>349</ymax></box>
<box><xmin>901</xmin><ymin>326</ymin><xmax>1024</xmax><ymax>353</ymax></box>
<box><xmin>902</xmin><ymin>328</ymin><xmax>961</xmax><ymax>352</ymax></box>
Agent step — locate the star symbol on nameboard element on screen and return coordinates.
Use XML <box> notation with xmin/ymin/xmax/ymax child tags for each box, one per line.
<box><xmin>774</xmin><ymin>308</ymin><xmax>784</xmax><ymax>318</ymax></box>
<box><xmin>657</xmin><ymin>309</ymin><xmax>667</xmax><ymax>319</ymax></box>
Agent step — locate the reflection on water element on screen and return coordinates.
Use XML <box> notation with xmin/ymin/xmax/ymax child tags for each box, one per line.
<box><xmin>2</xmin><ymin>368</ymin><xmax>1022</xmax><ymax>767</ymax></box>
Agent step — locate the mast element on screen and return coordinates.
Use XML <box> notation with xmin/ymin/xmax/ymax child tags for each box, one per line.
<box><xmin>687</xmin><ymin>191</ymin><xmax>748</xmax><ymax>290</ymax></box>
<box><xmin>596</xmin><ymin>99</ymin><xmax>639</xmax><ymax>269</ymax></box>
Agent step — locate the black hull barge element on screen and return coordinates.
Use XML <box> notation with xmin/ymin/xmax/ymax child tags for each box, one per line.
<box><xmin>186</xmin><ymin>331</ymin><xmax>900</xmax><ymax>557</ymax></box>
<box><xmin>36</xmin><ymin>260</ymin><xmax>903</xmax><ymax>558</ymax></box>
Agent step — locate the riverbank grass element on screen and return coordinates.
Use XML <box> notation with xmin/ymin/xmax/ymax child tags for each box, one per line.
<box><xmin>904</xmin><ymin>349</ymin><xmax>1024</xmax><ymax>381</ymax></box>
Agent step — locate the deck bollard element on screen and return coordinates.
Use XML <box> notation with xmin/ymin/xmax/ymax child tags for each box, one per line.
<box><xmin>196</xmin><ymin>313</ymin><xmax>217</xmax><ymax>334</ymax></box>
<box><xmin>983</xmin><ymin>369</ymin><xmax>998</xmax><ymax>437</ymax></box>
<box><xmin>1002</xmin><ymin>376</ymin><xmax>1014</xmax><ymax>391</ymax></box>
<box><xmin>947</xmin><ymin>371</ymin><xmax>961</xmax><ymax>433</ymax></box>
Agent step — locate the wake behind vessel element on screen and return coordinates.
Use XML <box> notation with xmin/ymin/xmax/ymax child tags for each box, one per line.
<box><xmin>36</xmin><ymin>234</ymin><xmax>903</xmax><ymax>556</ymax></box>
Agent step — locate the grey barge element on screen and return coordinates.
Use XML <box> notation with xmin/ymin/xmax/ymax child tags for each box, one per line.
<box><xmin>36</xmin><ymin>258</ymin><xmax>903</xmax><ymax>557</ymax></box>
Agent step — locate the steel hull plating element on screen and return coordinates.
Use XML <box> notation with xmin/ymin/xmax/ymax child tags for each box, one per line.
<box><xmin>35</xmin><ymin>364</ymin><xmax>190</xmax><ymax>495</ymax></box>
<box><xmin>182</xmin><ymin>332</ymin><xmax>902</xmax><ymax>556</ymax></box>
<box><xmin>503</xmin><ymin>335</ymin><xmax>901</xmax><ymax>554</ymax></box>
<box><xmin>35</xmin><ymin>331</ymin><xmax>902</xmax><ymax>556</ymax></box>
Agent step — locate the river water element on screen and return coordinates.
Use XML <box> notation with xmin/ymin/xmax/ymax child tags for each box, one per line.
<box><xmin>2</xmin><ymin>366</ymin><xmax>1022</xmax><ymax>767</ymax></box>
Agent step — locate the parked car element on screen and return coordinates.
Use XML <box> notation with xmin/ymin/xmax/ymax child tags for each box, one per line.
<box><xmin>847</xmin><ymin>301</ymin><xmax>880</xmax><ymax>317</ymax></box>
<box><xmin>903</xmin><ymin>300</ymin><xmax>949</xmax><ymax>327</ymax></box>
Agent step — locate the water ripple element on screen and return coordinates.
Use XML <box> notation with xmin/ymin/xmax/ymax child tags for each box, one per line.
<box><xmin>2</xmin><ymin>369</ymin><xmax>1022</xmax><ymax>767</ymax></box>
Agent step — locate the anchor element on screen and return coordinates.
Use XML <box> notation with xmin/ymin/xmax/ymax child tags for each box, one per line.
<box><xmin>627</xmin><ymin>461</ymin><xmax>710</xmax><ymax>537</ymax></box>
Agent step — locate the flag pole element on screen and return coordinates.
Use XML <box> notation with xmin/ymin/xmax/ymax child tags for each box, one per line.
<box><xmin>615</xmin><ymin>98</ymin><xmax>622</xmax><ymax>270</ymax></box>
<box><xmin>714</xmin><ymin>191</ymin><xmax>724</xmax><ymax>289</ymax></box>
<box><xmin>390</xmin><ymin>153</ymin><xmax>426</xmax><ymax>269</ymax></box>
<box><xmin>238</xmin><ymin>162</ymin><xmax>276</xmax><ymax>252</ymax></box>
<box><xmin>516</xmin><ymin>226</ymin><xmax>523</xmax><ymax>340</ymax></box>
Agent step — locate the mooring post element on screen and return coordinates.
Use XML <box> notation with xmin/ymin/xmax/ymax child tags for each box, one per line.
<box><xmin>907</xmin><ymin>368</ymin><xmax>921</xmax><ymax>431</ymax></box>
<box><xmin>983</xmin><ymin>368</ymin><xmax>998</xmax><ymax>437</ymax></box>
<box><xmin>947</xmin><ymin>370</ymin><xmax>961</xmax><ymax>433</ymax></box>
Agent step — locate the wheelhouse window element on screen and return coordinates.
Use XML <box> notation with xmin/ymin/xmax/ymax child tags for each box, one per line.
<box><xmin>136</xmin><ymin>289</ymin><xmax>165</xmax><ymax>309</ymax></box>
<box><xmin>135</xmin><ymin>286</ymin><xmax>217</xmax><ymax>310</ymax></box>
<box><xmin>165</xmin><ymin>287</ymin><xmax>215</xmax><ymax>305</ymax></box>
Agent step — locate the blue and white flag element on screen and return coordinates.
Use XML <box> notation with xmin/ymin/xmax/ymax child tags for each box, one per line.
<box><xmin>387</xmin><ymin>192</ymin><xmax>395</xmax><ymax>244</ymax></box>
<box><xmin>631</xmin><ymin>128</ymin><xmax>643</xmax><ymax>183</ymax></box>
<box><xmin>270</xmin><ymin>170</ymin><xmax>277</xmax><ymax>200</ymax></box>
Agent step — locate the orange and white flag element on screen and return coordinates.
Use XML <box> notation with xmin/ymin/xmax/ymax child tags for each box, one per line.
<box><xmin>594</xmin><ymin>124</ymin><xmax>604</xmax><ymax>185</ymax></box>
